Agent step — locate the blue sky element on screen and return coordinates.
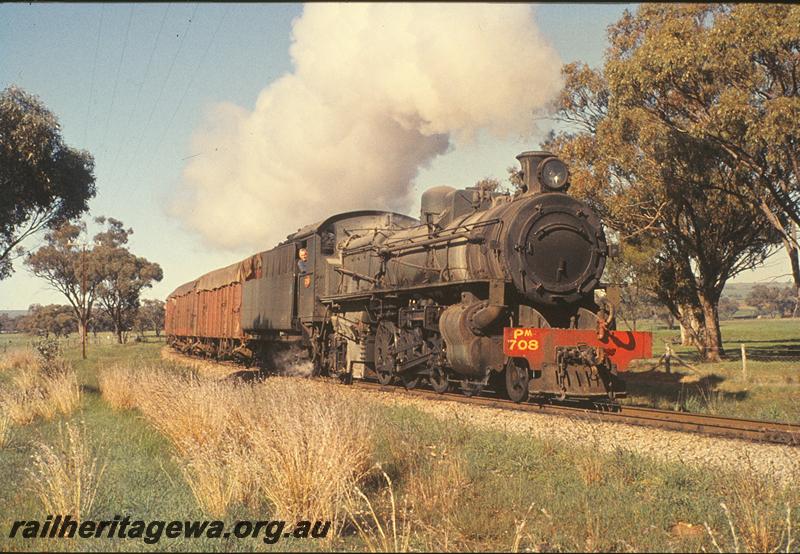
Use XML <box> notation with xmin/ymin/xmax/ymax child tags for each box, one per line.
<box><xmin>0</xmin><ymin>3</ymin><xmax>791</xmax><ymax>310</ymax></box>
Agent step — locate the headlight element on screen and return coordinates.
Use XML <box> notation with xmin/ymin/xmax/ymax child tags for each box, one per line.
<box><xmin>539</xmin><ymin>157</ymin><xmax>569</xmax><ymax>191</ymax></box>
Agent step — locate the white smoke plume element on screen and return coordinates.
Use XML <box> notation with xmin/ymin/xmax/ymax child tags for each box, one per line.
<box><xmin>176</xmin><ymin>4</ymin><xmax>562</xmax><ymax>250</ymax></box>
<box><xmin>269</xmin><ymin>346</ymin><xmax>314</xmax><ymax>378</ymax></box>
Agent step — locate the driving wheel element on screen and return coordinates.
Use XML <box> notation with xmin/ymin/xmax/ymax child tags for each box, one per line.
<box><xmin>374</xmin><ymin>321</ymin><xmax>396</xmax><ymax>386</ymax></box>
<box><xmin>429</xmin><ymin>365</ymin><xmax>450</xmax><ymax>394</ymax></box>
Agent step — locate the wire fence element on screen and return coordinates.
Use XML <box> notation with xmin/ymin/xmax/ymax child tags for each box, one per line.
<box><xmin>0</xmin><ymin>332</ymin><xmax>166</xmax><ymax>354</ymax></box>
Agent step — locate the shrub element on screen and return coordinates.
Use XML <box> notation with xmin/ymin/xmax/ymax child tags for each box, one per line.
<box><xmin>34</xmin><ymin>338</ymin><xmax>63</xmax><ymax>375</ymax></box>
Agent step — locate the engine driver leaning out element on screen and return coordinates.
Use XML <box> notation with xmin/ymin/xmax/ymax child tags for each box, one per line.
<box><xmin>297</xmin><ymin>248</ymin><xmax>309</xmax><ymax>273</ymax></box>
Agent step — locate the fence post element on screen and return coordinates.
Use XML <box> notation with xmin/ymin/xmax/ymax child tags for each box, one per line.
<box><xmin>741</xmin><ymin>343</ymin><xmax>747</xmax><ymax>381</ymax></box>
<box><xmin>664</xmin><ymin>341</ymin><xmax>672</xmax><ymax>374</ymax></box>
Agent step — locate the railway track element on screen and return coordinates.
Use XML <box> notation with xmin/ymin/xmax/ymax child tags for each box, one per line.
<box><xmin>162</xmin><ymin>348</ymin><xmax>800</xmax><ymax>446</ymax></box>
<box><xmin>351</xmin><ymin>381</ymin><xmax>800</xmax><ymax>447</ymax></box>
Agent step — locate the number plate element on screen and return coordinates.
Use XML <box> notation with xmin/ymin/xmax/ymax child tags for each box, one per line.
<box><xmin>503</xmin><ymin>327</ymin><xmax>653</xmax><ymax>371</ymax></box>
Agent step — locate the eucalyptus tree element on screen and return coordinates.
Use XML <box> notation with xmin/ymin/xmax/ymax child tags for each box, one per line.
<box><xmin>548</xmin><ymin>20</ymin><xmax>781</xmax><ymax>361</ymax></box>
<box><xmin>25</xmin><ymin>217</ymin><xmax>163</xmax><ymax>355</ymax></box>
<box><xmin>24</xmin><ymin>222</ymin><xmax>103</xmax><ymax>358</ymax></box>
<box><xmin>606</xmin><ymin>4</ymin><xmax>800</xmax><ymax>317</ymax></box>
<box><xmin>0</xmin><ymin>86</ymin><xmax>95</xmax><ymax>279</ymax></box>
<box><xmin>93</xmin><ymin>218</ymin><xmax>163</xmax><ymax>344</ymax></box>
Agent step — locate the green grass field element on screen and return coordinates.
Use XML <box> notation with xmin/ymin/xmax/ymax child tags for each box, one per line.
<box><xmin>622</xmin><ymin>318</ymin><xmax>800</xmax><ymax>423</ymax></box>
<box><xmin>0</xmin><ymin>321</ymin><xmax>798</xmax><ymax>552</ymax></box>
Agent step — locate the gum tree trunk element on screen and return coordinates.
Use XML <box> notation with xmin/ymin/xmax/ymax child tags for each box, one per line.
<box><xmin>697</xmin><ymin>292</ymin><xmax>724</xmax><ymax>362</ymax></box>
<box><xmin>788</xmin><ymin>240</ymin><xmax>799</xmax><ymax>318</ymax></box>
<box><xmin>677</xmin><ymin>304</ymin><xmax>703</xmax><ymax>347</ymax></box>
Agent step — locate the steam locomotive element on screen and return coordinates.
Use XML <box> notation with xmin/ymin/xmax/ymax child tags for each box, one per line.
<box><xmin>166</xmin><ymin>151</ymin><xmax>652</xmax><ymax>402</ymax></box>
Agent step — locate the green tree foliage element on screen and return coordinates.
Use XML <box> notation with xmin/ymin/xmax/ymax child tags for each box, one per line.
<box><xmin>602</xmin><ymin>242</ymin><xmax>662</xmax><ymax>332</ymax></box>
<box><xmin>134</xmin><ymin>298</ymin><xmax>166</xmax><ymax>339</ymax></box>
<box><xmin>16</xmin><ymin>304</ymin><xmax>77</xmax><ymax>338</ymax></box>
<box><xmin>652</xmin><ymin>303</ymin><xmax>676</xmax><ymax>330</ymax></box>
<box><xmin>545</xmin><ymin>5</ymin><xmax>794</xmax><ymax>361</ymax></box>
<box><xmin>0</xmin><ymin>313</ymin><xmax>19</xmax><ymax>333</ymax></box>
<box><xmin>24</xmin><ymin>217</ymin><xmax>163</xmax><ymax>355</ymax></box>
<box><xmin>89</xmin><ymin>309</ymin><xmax>114</xmax><ymax>337</ymax></box>
<box><xmin>606</xmin><ymin>4</ymin><xmax>800</xmax><ymax>319</ymax></box>
<box><xmin>718</xmin><ymin>296</ymin><xmax>740</xmax><ymax>320</ymax></box>
<box><xmin>746</xmin><ymin>284</ymin><xmax>796</xmax><ymax>318</ymax></box>
<box><xmin>93</xmin><ymin>217</ymin><xmax>163</xmax><ymax>344</ymax></box>
<box><xmin>0</xmin><ymin>86</ymin><xmax>95</xmax><ymax>279</ymax></box>
<box><xmin>24</xmin><ymin>222</ymin><xmax>104</xmax><ymax>358</ymax></box>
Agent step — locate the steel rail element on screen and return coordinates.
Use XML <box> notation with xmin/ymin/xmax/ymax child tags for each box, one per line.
<box><xmin>349</xmin><ymin>381</ymin><xmax>800</xmax><ymax>446</ymax></box>
<box><xmin>162</xmin><ymin>347</ymin><xmax>799</xmax><ymax>446</ymax></box>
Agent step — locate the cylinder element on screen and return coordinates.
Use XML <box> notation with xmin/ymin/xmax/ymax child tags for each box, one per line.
<box><xmin>439</xmin><ymin>302</ymin><xmax>506</xmax><ymax>378</ymax></box>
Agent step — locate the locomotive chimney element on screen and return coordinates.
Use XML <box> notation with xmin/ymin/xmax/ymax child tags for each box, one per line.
<box><xmin>515</xmin><ymin>151</ymin><xmax>551</xmax><ymax>194</ymax></box>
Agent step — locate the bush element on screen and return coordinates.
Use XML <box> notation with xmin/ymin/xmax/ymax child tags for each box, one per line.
<box><xmin>35</xmin><ymin>337</ymin><xmax>66</xmax><ymax>376</ymax></box>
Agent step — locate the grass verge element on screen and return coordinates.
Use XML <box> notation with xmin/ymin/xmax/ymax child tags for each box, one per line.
<box><xmin>0</xmin><ymin>333</ymin><xmax>798</xmax><ymax>551</ymax></box>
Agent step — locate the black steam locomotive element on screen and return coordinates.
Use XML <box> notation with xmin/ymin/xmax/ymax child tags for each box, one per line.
<box><xmin>166</xmin><ymin>151</ymin><xmax>652</xmax><ymax>402</ymax></box>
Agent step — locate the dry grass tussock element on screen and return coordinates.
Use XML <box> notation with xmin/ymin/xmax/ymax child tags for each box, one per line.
<box><xmin>344</xmin><ymin>461</ymin><xmax>536</xmax><ymax>553</ymax></box>
<box><xmin>133</xmin><ymin>371</ymin><xmax>244</xmax><ymax>455</ymax></box>
<box><xmin>97</xmin><ymin>364</ymin><xmax>141</xmax><ymax>411</ymax></box>
<box><xmin>0</xmin><ymin>414</ymin><xmax>11</xmax><ymax>448</ymax></box>
<box><xmin>345</xmin><ymin>457</ymin><xmax>470</xmax><ymax>552</ymax></box>
<box><xmin>705</xmin><ymin>457</ymin><xmax>799</xmax><ymax>553</ymax></box>
<box><xmin>249</xmin><ymin>378</ymin><xmax>374</xmax><ymax>523</ymax></box>
<box><xmin>409</xmin><ymin>456</ymin><xmax>471</xmax><ymax>549</ymax></box>
<box><xmin>0</xmin><ymin>357</ymin><xmax>80</xmax><ymax>425</ymax></box>
<box><xmin>0</xmin><ymin>347</ymin><xmax>39</xmax><ymax>373</ymax></box>
<box><xmin>377</xmin><ymin>427</ymin><xmax>474</xmax><ymax>550</ymax></box>
<box><xmin>160</xmin><ymin>346</ymin><xmax>245</xmax><ymax>379</ymax></box>
<box><xmin>178</xmin><ymin>442</ymin><xmax>248</xmax><ymax>519</ymax></box>
<box><xmin>570</xmin><ymin>419</ymin><xmax>607</xmax><ymax>486</ymax></box>
<box><xmin>101</xmin><ymin>363</ymin><xmax>376</xmax><ymax>524</ymax></box>
<box><xmin>346</xmin><ymin>468</ymin><xmax>413</xmax><ymax>553</ymax></box>
<box><xmin>28</xmin><ymin>421</ymin><xmax>106</xmax><ymax>519</ymax></box>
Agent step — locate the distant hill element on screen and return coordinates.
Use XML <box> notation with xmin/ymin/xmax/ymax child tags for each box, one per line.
<box><xmin>0</xmin><ymin>310</ymin><xmax>28</xmax><ymax>318</ymax></box>
<box><xmin>723</xmin><ymin>281</ymin><xmax>794</xmax><ymax>301</ymax></box>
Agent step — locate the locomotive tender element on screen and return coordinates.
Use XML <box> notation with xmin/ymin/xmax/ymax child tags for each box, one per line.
<box><xmin>166</xmin><ymin>151</ymin><xmax>652</xmax><ymax>401</ymax></box>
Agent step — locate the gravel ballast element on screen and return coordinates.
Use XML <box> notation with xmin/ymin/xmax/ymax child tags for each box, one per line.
<box><xmin>363</xmin><ymin>387</ymin><xmax>800</xmax><ymax>487</ymax></box>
